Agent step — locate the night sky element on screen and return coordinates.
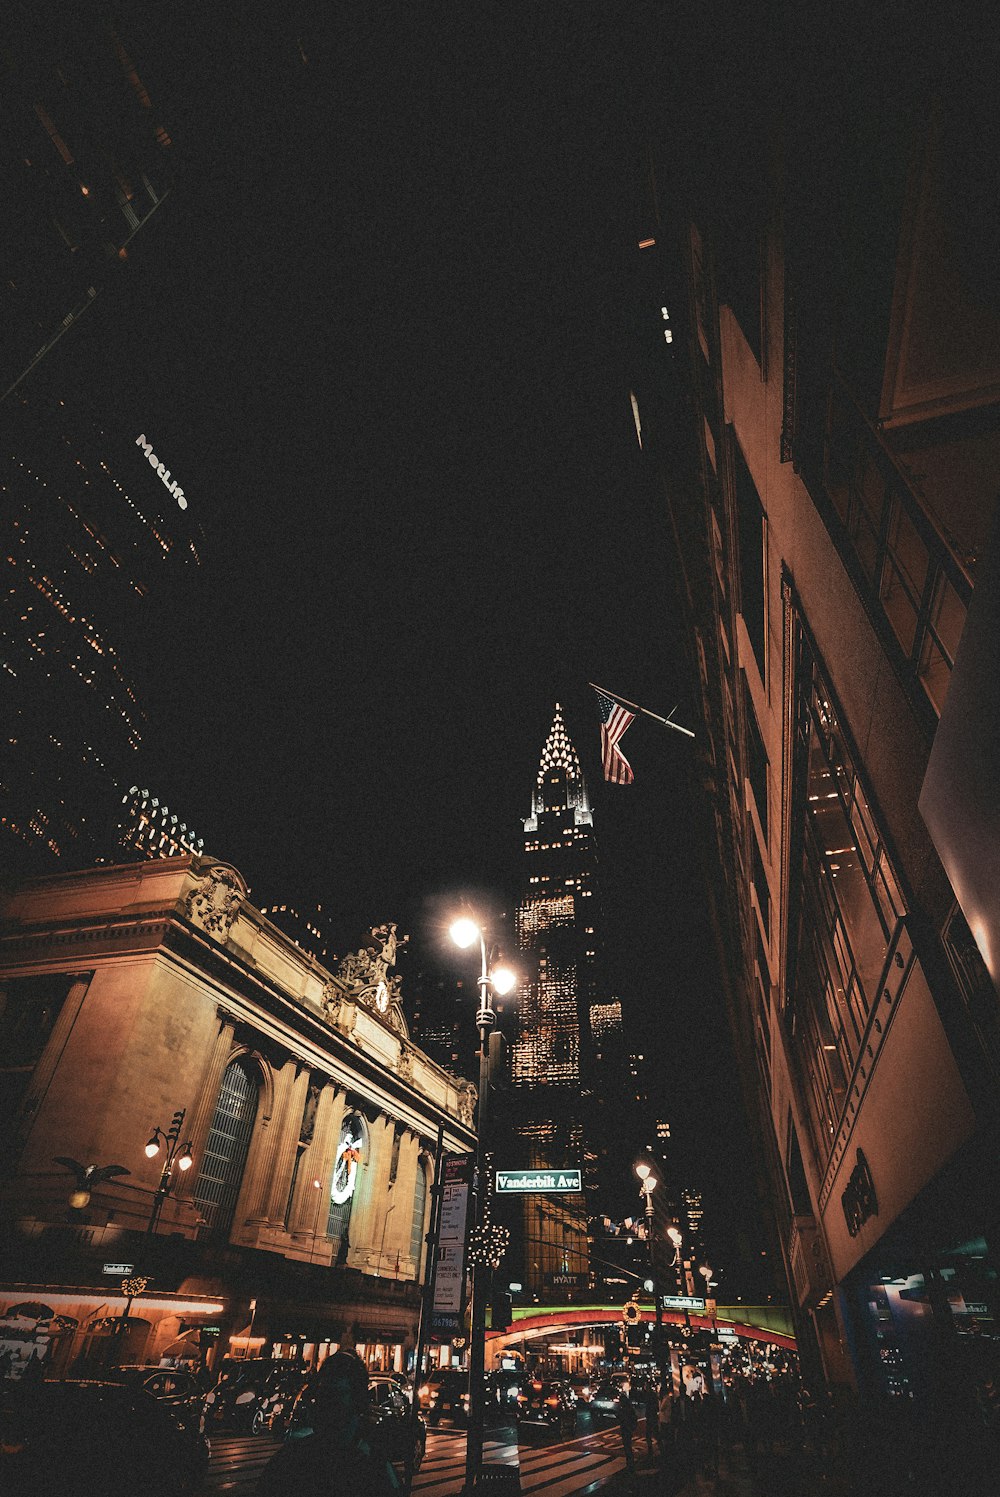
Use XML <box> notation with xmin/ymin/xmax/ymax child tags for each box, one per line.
<box><xmin>24</xmin><ymin>7</ymin><xmax>776</xmax><ymax>1296</ymax></box>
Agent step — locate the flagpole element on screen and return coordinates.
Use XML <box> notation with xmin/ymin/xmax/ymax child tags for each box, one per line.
<box><xmin>588</xmin><ymin>682</ymin><xmax>696</xmax><ymax>739</ymax></box>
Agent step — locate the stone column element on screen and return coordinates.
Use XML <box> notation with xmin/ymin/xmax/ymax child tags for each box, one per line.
<box><xmin>347</xmin><ymin>1114</ymin><xmax>394</xmax><ymax>1271</ymax></box>
<box><xmin>289</xmin><ymin>1083</ymin><xmax>345</xmax><ymax>1236</ymax></box>
<box><xmin>386</xmin><ymin>1129</ymin><xmax>420</xmax><ymax>1276</ymax></box>
<box><xmin>16</xmin><ymin>974</ymin><xmax>92</xmax><ymax>1168</ymax></box>
<box><xmin>244</xmin><ymin>1060</ymin><xmax>307</xmax><ymax>1225</ymax></box>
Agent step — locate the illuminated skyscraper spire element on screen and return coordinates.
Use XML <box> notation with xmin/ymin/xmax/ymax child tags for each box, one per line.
<box><xmin>527</xmin><ymin>703</ymin><xmax>593</xmax><ymax>829</ymax></box>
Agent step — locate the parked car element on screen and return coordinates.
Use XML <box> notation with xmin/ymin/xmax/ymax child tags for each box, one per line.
<box><xmin>288</xmin><ymin>1372</ymin><xmax>426</xmax><ymax>1472</ymax></box>
<box><xmin>0</xmin><ymin>1379</ymin><xmax>210</xmax><ymax>1496</ymax></box>
<box><xmin>416</xmin><ymin>1368</ymin><xmax>469</xmax><ymax>1426</ymax></box>
<box><xmin>114</xmin><ymin>1365</ymin><xmax>206</xmax><ymax>1428</ymax></box>
<box><xmin>516</xmin><ymin>1377</ymin><xmax>577</xmax><ymax>1437</ymax></box>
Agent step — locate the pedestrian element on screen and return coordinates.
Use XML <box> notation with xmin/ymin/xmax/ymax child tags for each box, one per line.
<box><xmin>255</xmin><ymin>1349</ymin><xmax>397</xmax><ymax>1496</ymax></box>
<box><xmin>657</xmin><ymin>1384</ymin><xmax>674</xmax><ymax>1459</ymax></box>
<box><xmin>0</xmin><ymin>1347</ymin><xmax>13</xmax><ymax>1382</ymax></box>
<box><xmin>643</xmin><ymin>1382</ymin><xmax>659</xmax><ymax>1459</ymax></box>
<box><xmin>615</xmin><ymin>1386</ymin><xmax>638</xmax><ymax>1475</ymax></box>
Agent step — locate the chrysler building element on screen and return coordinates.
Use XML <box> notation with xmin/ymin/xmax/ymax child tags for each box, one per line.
<box><xmin>512</xmin><ymin>704</ymin><xmax>602</xmax><ymax>1183</ymax></box>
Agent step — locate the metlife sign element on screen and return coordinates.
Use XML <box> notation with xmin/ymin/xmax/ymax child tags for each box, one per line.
<box><xmin>495</xmin><ymin>1168</ymin><xmax>582</xmax><ymax>1195</ymax></box>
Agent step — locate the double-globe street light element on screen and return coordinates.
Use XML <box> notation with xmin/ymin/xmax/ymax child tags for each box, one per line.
<box><xmin>449</xmin><ymin>915</ymin><xmax>516</xmax><ymax>1495</ymax></box>
<box><xmin>143</xmin><ymin>1108</ymin><xmax>194</xmax><ymax>1236</ymax></box>
<box><xmin>634</xmin><ymin>1162</ymin><xmax>667</xmax><ymax>1389</ymax></box>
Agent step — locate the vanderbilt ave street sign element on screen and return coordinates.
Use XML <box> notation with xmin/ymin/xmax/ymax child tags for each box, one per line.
<box><xmin>495</xmin><ymin>1168</ymin><xmax>582</xmax><ymax>1195</ymax></box>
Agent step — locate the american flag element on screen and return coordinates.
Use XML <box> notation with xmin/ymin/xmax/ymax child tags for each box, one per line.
<box><xmin>595</xmin><ymin>689</ymin><xmax>635</xmax><ymax>785</ymax></box>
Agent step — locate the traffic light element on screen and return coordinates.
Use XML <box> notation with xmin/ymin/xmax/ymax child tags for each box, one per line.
<box><xmin>490</xmin><ymin>1291</ymin><xmax>512</xmax><ymax>1332</ymax></box>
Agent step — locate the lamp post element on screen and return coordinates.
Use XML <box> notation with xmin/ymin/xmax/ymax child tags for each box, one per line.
<box><xmin>449</xmin><ymin>915</ymin><xmax>516</xmax><ymax>1495</ymax></box>
<box><xmin>143</xmin><ymin>1108</ymin><xmax>194</xmax><ymax>1235</ymax></box>
<box><xmin>635</xmin><ymin>1163</ymin><xmax>667</xmax><ymax>1390</ymax></box>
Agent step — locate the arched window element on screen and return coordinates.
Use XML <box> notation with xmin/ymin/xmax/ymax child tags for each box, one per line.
<box><xmin>327</xmin><ymin>1111</ymin><xmax>366</xmax><ymax>1242</ymax></box>
<box><xmin>193</xmin><ymin>1059</ymin><xmax>259</xmax><ymax>1238</ymax></box>
<box><xmin>409</xmin><ymin>1158</ymin><xmax>428</xmax><ymax>1272</ymax></box>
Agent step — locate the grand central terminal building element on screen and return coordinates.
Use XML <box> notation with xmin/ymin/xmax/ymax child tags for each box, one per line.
<box><xmin>0</xmin><ymin>855</ymin><xmax>476</xmax><ymax>1377</ymax></box>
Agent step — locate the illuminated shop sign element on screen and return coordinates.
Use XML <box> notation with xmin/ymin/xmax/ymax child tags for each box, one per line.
<box><xmin>330</xmin><ymin>1126</ymin><xmax>363</xmax><ymax>1206</ymax></box>
<box><xmin>135</xmin><ymin>435</ymin><xmax>187</xmax><ymax>509</ymax></box>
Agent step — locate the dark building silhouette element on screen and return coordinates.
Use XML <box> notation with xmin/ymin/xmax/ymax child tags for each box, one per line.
<box><xmin>0</xmin><ymin>389</ymin><xmax>201</xmax><ymax>873</ymax></box>
<box><xmin>2</xmin><ymin>14</ymin><xmax>174</xmax><ymax>402</ymax></box>
<box><xmin>637</xmin><ymin>8</ymin><xmax>1000</xmax><ymax>1426</ymax></box>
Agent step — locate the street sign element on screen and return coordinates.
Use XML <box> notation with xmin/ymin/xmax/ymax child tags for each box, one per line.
<box><xmin>495</xmin><ymin>1168</ymin><xmax>582</xmax><ymax>1195</ymax></box>
<box><xmin>102</xmin><ymin>1262</ymin><xmax>134</xmax><ymax>1276</ymax></box>
<box><xmin>430</xmin><ymin>1154</ymin><xmax>472</xmax><ymax>1340</ymax></box>
<box><xmin>660</xmin><ymin>1294</ymin><xmax>706</xmax><ymax>1311</ymax></box>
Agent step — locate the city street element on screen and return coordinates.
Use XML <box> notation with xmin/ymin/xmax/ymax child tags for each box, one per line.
<box><xmin>3</xmin><ymin>14</ymin><xmax>999</xmax><ymax>1495</ymax></box>
<box><xmin>202</xmin><ymin>1414</ymin><xmax>634</xmax><ymax>1495</ymax></box>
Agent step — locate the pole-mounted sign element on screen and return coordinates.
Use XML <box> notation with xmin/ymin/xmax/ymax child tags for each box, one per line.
<box><xmin>494</xmin><ymin>1168</ymin><xmax>582</xmax><ymax>1195</ymax></box>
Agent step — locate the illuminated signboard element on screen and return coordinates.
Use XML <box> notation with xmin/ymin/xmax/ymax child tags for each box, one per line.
<box><xmin>135</xmin><ymin>434</ymin><xmax>187</xmax><ymax>509</ymax></box>
<box><xmin>495</xmin><ymin>1168</ymin><xmax>582</xmax><ymax>1195</ymax></box>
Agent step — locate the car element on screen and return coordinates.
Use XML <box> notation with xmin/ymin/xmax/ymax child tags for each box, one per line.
<box><xmin>589</xmin><ymin>1379</ymin><xmax>626</xmax><ymax>1420</ymax></box>
<box><xmin>0</xmin><ymin>1378</ymin><xmax>210</xmax><ymax>1496</ymax></box>
<box><xmin>251</xmin><ymin>1365</ymin><xmax>309</xmax><ymax>1436</ymax></box>
<box><xmin>113</xmin><ymin>1365</ymin><xmax>206</xmax><ymax>1428</ymax></box>
<box><xmin>569</xmin><ymin>1372</ymin><xmax>595</xmax><ymax>1403</ymax></box>
<box><xmin>367</xmin><ymin>1376</ymin><xmax>426</xmax><ymax>1470</ymax></box>
<box><xmin>416</xmin><ymin>1368</ymin><xmax>469</xmax><ymax>1426</ymax></box>
<box><xmin>287</xmin><ymin>1372</ymin><xmax>426</xmax><ymax>1473</ymax></box>
<box><xmin>487</xmin><ymin>1367</ymin><xmax>523</xmax><ymax>1411</ymax></box>
<box><xmin>516</xmin><ymin>1377</ymin><xmax>577</xmax><ymax>1437</ymax></box>
<box><xmin>369</xmin><ymin>1370</ymin><xmax>413</xmax><ymax>1406</ymax></box>
<box><xmin>201</xmin><ymin>1360</ymin><xmax>272</xmax><ymax>1433</ymax></box>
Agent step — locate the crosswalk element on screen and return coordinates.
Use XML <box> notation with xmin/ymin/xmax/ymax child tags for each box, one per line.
<box><xmin>203</xmin><ymin>1422</ymin><xmax>632</xmax><ymax>1495</ymax></box>
<box><xmin>203</xmin><ymin>1433</ymin><xmax>280</xmax><ymax>1491</ymax></box>
<box><xmin>413</xmin><ymin>1424</ymin><xmax>629</xmax><ymax>1497</ymax></box>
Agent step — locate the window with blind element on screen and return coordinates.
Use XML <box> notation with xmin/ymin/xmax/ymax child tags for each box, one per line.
<box><xmin>193</xmin><ymin>1060</ymin><xmax>258</xmax><ymax>1239</ymax></box>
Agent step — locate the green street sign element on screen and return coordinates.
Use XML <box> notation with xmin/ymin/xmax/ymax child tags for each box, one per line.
<box><xmin>495</xmin><ymin>1168</ymin><xmax>582</xmax><ymax>1195</ymax></box>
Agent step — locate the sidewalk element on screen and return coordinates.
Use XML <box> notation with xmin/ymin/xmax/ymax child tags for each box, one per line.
<box><xmin>600</xmin><ymin>1438</ymin><xmax>852</xmax><ymax>1497</ymax></box>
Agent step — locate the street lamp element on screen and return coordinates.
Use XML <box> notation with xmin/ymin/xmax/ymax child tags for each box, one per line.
<box><xmin>143</xmin><ymin>1108</ymin><xmax>194</xmax><ymax>1235</ymax></box>
<box><xmin>634</xmin><ymin>1162</ymin><xmax>667</xmax><ymax>1389</ymax></box>
<box><xmin>449</xmin><ymin>914</ymin><xmax>515</xmax><ymax>1494</ymax></box>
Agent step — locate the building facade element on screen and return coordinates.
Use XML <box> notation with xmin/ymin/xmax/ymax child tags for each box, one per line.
<box><xmin>0</xmin><ymin>390</ymin><xmax>202</xmax><ymax>875</ymax></box>
<box><xmin>640</xmin><ymin>16</ymin><xmax>1000</xmax><ymax>1419</ymax></box>
<box><xmin>0</xmin><ymin>856</ymin><xmax>475</xmax><ymax>1377</ymax></box>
